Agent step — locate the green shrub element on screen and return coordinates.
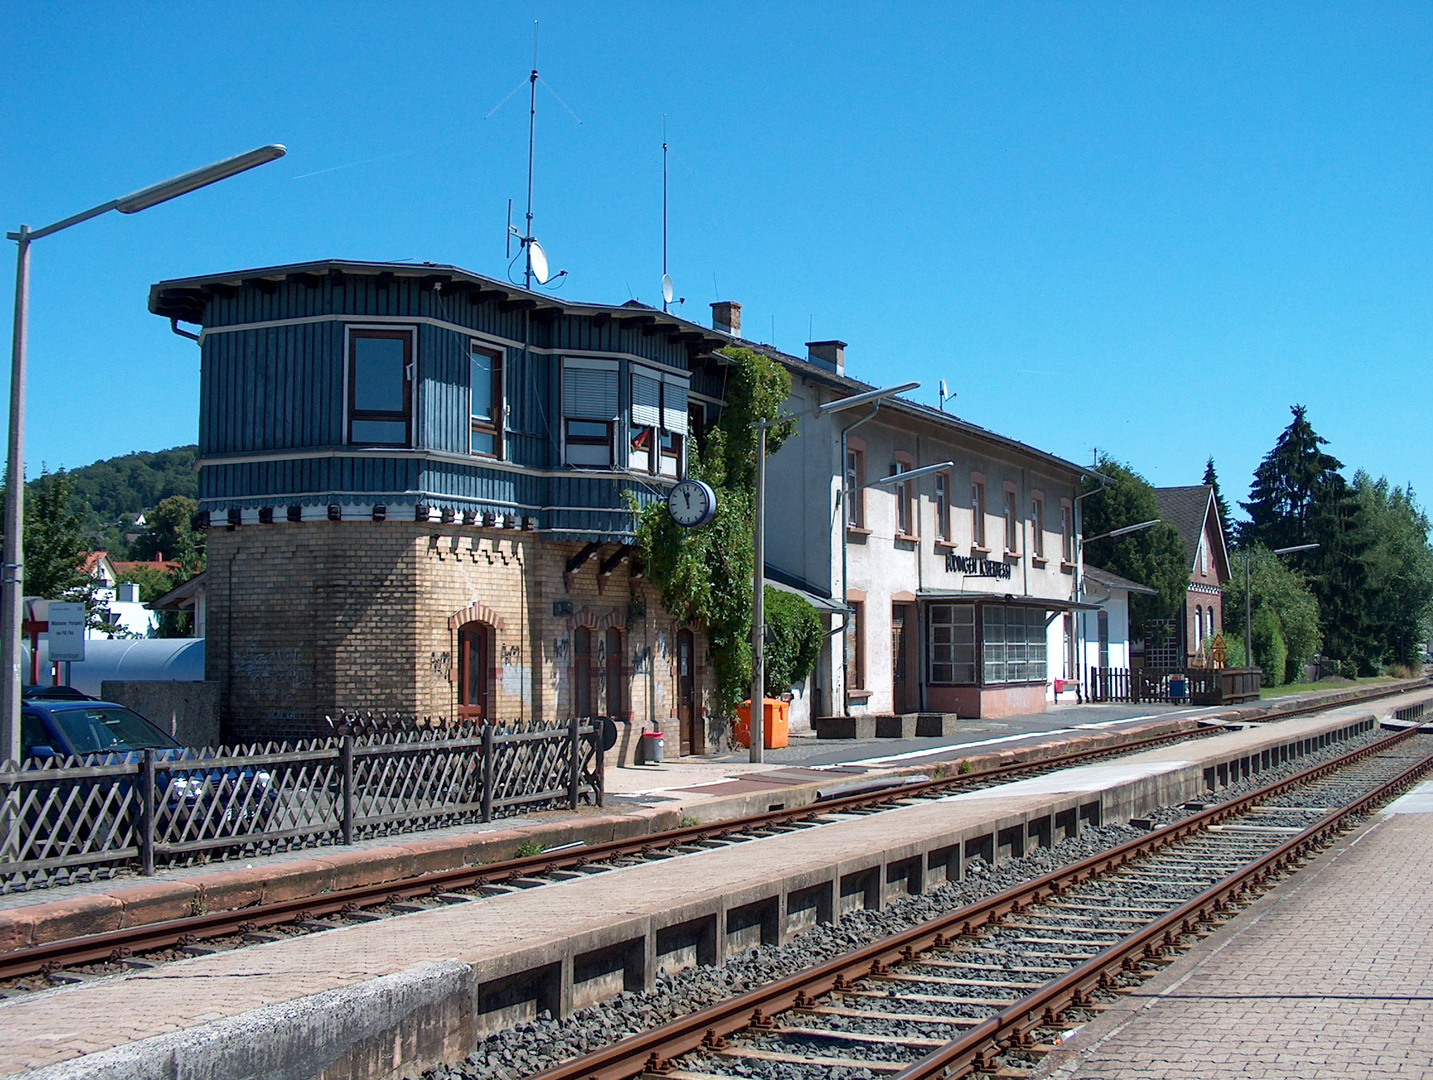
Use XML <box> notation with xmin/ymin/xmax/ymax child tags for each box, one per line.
<box><xmin>1252</xmin><ymin>607</ymin><xmax>1288</xmax><ymax>689</ymax></box>
<box><xmin>957</xmin><ymin>760</ymin><xmax>973</xmax><ymax>775</ymax></box>
<box><xmin>514</xmin><ymin>840</ymin><xmax>547</xmax><ymax>858</ymax></box>
<box><xmin>762</xmin><ymin>587</ymin><xmax>822</xmax><ymax>698</ymax></box>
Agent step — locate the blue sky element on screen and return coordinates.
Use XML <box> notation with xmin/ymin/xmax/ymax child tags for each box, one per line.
<box><xmin>2</xmin><ymin>3</ymin><xmax>1430</xmax><ymax>519</ymax></box>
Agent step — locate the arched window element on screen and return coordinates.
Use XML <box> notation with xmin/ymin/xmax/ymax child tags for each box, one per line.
<box><xmin>573</xmin><ymin>627</ymin><xmax>593</xmax><ymax>718</ymax></box>
<box><xmin>1207</xmin><ymin>606</ymin><xmax>1216</xmax><ymax>640</ymax></box>
<box><xmin>458</xmin><ymin>623</ymin><xmax>492</xmax><ymax>720</ymax></box>
<box><xmin>605</xmin><ymin>627</ymin><xmax>626</xmax><ymax>720</ymax></box>
<box><xmin>1194</xmin><ymin>606</ymin><xmax>1203</xmax><ymax>651</ymax></box>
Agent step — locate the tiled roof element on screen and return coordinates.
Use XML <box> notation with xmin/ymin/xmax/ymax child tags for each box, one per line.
<box><xmin>1153</xmin><ymin>484</ymin><xmax>1231</xmax><ymax>580</ymax></box>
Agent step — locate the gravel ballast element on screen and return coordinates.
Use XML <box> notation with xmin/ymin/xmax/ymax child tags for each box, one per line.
<box><xmin>427</xmin><ymin>725</ymin><xmax>1421</xmax><ymax>1080</ymax></box>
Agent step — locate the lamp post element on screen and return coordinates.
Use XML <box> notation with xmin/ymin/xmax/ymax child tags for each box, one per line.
<box><xmin>2</xmin><ymin>144</ymin><xmax>287</xmax><ymax>761</ymax></box>
<box><xmin>1075</xmin><ymin>519</ymin><xmax>1160</xmax><ymax>691</ymax></box>
<box><xmin>749</xmin><ymin>381</ymin><xmax>919</xmax><ymax>763</ymax></box>
<box><xmin>1243</xmin><ymin>543</ymin><xmax>1319</xmax><ymax>672</ymax></box>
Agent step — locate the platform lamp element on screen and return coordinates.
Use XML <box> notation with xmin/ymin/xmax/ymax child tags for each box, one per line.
<box><xmin>1244</xmin><ymin>544</ymin><xmax>1319</xmax><ymax>673</ymax></box>
<box><xmin>2</xmin><ymin>144</ymin><xmax>287</xmax><ymax>763</ymax></box>
<box><xmin>750</xmin><ymin>382</ymin><xmax>919</xmax><ymax>763</ymax></box>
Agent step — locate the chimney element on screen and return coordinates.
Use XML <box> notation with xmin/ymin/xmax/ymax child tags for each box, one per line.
<box><xmin>806</xmin><ymin>340</ymin><xmax>846</xmax><ymax>376</ymax></box>
<box><xmin>711</xmin><ymin>300</ymin><xmax>741</xmax><ymax>337</ymax></box>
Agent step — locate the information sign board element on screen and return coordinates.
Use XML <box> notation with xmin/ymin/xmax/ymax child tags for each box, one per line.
<box><xmin>47</xmin><ymin>602</ymin><xmax>87</xmax><ymax>663</ymax></box>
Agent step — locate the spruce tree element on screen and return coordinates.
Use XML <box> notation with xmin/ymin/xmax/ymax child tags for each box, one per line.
<box><xmin>1203</xmin><ymin>457</ymin><xmax>1233</xmax><ymax>534</ymax></box>
<box><xmin>1239</xmin><ymin>405</ymin><xmax>1343</xmax><ymax>549</ymax></box>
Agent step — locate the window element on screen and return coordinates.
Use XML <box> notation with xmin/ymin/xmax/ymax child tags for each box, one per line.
<box><xmin>470</xmin><ymin>343</ymin><xmax>502</xmax><ymax>457</ymax></box>
<box><xmin>1032</xmin><ymin>496</ymin><xmax>1045</xmax><ymax>559</ymax></box>
<box><xmin>1199</xmin><ymin>534</ymin><xmax>1208</xmax><ymax>575</ymax></box>
<box><xmin>630</xmin><ymin>366</ymin><xmax>688</xmax><ymax>477</ymax></box>
<box><xmin>563</xmin><ymin>358</ymin><xmax>619</xmax><ymax>468</ymax></box>
<box><xmin>891</xmin><ymin>458</ymin><xmax>915</xmax><ymax>537</ymax></box>
<box><xmin>348</xmin><ymin>329</ymin><xmax>412</xmax><ymax>446</ymax></box>
<box><xmin>981</xmin><ymin>604</ymin><xmax>1048</xmax><ymax>684</ymax></box>
<box><xmin>845</xmin><ymin>446</ymin><xmax>865</xmax><ymax>528</ymax></box>
<box><xmin>1003</xmin><ymin>487</ymin><xmax>1018</xmax><ymax>553</ymax></box>
<box><xmin>929</xmin><ymin>603</ymin><xmax>976</xmax><ymax>684</ymax></box>
<box><xmin>1195</xmin><ymin>605</ymin><xmax>1204</xmax><ymax>650</ymax></box>
<box><xmin>845</xmin><ymin>602</ymin><xmax>865</xmax><ymax>690</ymax></box>
<box><xmin>1061</xmin><ymin>501</ymin><xmax>1075</xmax><ymax>564</ymax></box>
<box><xmin>457</xmin><ymin>623</ymin><xmax>492</xmax><ymax>720</ymax></box>
<box><xmin>935</xmin><ymin>472</ymin><xmax>949</xmax><ymax>542</ymax></box>
<box><xmin>971</xmin><ymin>480</ymin><xmax>986</xmax><ymax>548</ymax></box>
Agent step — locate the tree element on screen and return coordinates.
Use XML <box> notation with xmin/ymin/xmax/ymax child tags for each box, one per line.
<box><xmin>1080</xmin><ymin>456</ymin><xmax>1189</xmax><ymax>628</ymax></box>
<box><xmin>1223</xmin><ymin>545</ymin><xmax>1322</xmax><ymax>683</ymax></box>
<box><xmin>1240</xmin><ymin>406</ymin><xmax>1376</xmax><ymax>672</ymax></box>
<box><xmin>762</xmin><ymin>587</ymin><xmax>822</xmax><ymax>697</ymax></box>
<box><xmin>116</xmin><ymin>562</ymin><xmax>192</xmax><ymax>638</ymax></box>
<box><xmin>1353</xmin><ymin>473</ymin><xmax>1433</xmax><ymax>669</ymax></box>
<box><xmin>634</xmin><ymin>347</ymin><xmax>810</xmax><ymax>715</ymax></box>
<box><xmin>131</xmin><ymin>495</ymin><xmax>205</xmax><ymax>573</ymax></box>
<box><xmin>21</xmin><ymin>469</ymin><xmax>91</xmax><ymax>600</ymax></box>
<box><xmin>1203</xmin><ymin>457</ymin><xmax>1233</xmax><ymax>535</ymax></box>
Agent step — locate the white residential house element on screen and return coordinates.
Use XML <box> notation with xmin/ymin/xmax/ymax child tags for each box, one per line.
<box><xmin>717</xmin><ymin>312</ymin><xmax>1094</xmax><ymax>724</ymax></box>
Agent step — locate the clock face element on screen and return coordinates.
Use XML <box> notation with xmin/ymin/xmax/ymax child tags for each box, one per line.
<box><xmin>666</xmin><ymin>479</ymin><xmax>717</xmax><ymax>529</ymax></box>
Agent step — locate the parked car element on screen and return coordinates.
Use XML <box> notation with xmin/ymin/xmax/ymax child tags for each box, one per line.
<box><xmin>19</xmin><ymin>692</ymin><xmax>277</xmax><ymax>845</ymax></box>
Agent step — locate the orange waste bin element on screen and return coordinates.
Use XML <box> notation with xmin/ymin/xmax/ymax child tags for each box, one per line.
<box><xmin>735</xmin><ymin>699</ymin><xmax>790</xmax><ymax>749</ymax></box>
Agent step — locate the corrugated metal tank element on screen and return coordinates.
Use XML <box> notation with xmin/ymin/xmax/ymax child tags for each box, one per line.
<box><xmin>23</xmin><ymin>639</ymin><xmax>205</xmax><ymax>697</ymax></box>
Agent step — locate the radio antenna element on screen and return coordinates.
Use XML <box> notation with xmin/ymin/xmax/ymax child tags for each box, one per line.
<box><xmin>662</xmin><ymin>117</ymin><xmax>670</xmax><ymax>311</ymax></box>
<box><xmin>523</xmin><ymin>22</ymin><xmax>538</xmax><ymax>289</ymax></box>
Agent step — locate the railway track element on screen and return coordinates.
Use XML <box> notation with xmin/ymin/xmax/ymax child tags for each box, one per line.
<box><xmin>0</xmin><ymin>681</ymin><xmax>1420</xmax><ymax>991</ymax></box>
<box><xmin>511</xmin><ymin>726</ymin><xmax>1433</xmax><ymax>1080</ymax></box>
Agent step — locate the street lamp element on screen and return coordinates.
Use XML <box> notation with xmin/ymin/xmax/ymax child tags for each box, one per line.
<box><xmin>1074</xmin><ymin>518</ymin><xmax>1160</xmax><ymax>695</ymax></box>
<box><xmin>1243</xmin><ymin>543</ymin><xmax>1319</xmax><ymax>671</ymax></box>
<box><xmin>2</xmin><ymin>144</ymin><xmax>287</xmax><ymax>761</ymax></box>
<box><xmin>750</xmin><ymin>381</ymin><xmax>919</xmax><ymax>762</ymax></box>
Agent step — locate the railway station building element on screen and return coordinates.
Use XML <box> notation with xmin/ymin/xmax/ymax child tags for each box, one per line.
<box><xmin>730</xmin><ymin>310</ymin><xmax>1097</xmax><ymax>722</ymax></box>
<box><xmin>149</xmin><ymin>261</ymin><xmax>735</xmax><ymax>749</ymax></box>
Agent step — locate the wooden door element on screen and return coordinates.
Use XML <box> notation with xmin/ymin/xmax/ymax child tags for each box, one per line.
<box><xmin>604</xmin><ymin>628</ymin><xmax>625</xmax><ymax>720</ymax></box>
<box><xmin>676</xmin><ymin>629</ymin><xmax>695</xmax><ymax>755</ymax></box>
<box><xmin>458</xmin><ymin>623</ymin><xmax>490</xmax><ymax>721</ymax></box>
<box><xmin>573</xmin><ymin>627</ymin><xmax>593</xmax><ymax>718</ymax></box>
<box><xmin>891</xmin><ymin>604</ymin><xmax>911</xmax><ymax>714</ymax></box>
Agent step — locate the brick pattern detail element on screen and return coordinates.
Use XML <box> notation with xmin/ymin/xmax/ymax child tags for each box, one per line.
<box><xmin>206</xmin><ymin>523</ymin><xmax>710</xmax><ymax>746</ymax></box>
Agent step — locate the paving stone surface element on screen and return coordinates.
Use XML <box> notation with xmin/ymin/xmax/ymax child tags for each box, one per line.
<box><xmin>1041</xmin><ymin>789</ymin><xmax>1433</xmax><ymax>1079</ymax></box>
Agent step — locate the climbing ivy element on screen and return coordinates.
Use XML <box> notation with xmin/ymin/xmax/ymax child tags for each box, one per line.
<box><xmin>634</xmin><ymin>346</ymin><xmax>819</xmax><ymax>716</ymax></box>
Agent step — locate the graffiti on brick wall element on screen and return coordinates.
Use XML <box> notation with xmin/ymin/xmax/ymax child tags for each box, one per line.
<box><xmin>429</xmin><ymin>651</ymin><xmax>452</xmax><ymax>681</ymax></box>
<box><xmin>500</xmin><ymin>644</ymin><xmax>522</xmax><ymax>666</ymax></box>
<box><xmin>633</xmin><ymin>646</ymin><xmax>652</xmax><ymax>675</ymax></box>
<box><xmin>657</xmin><ymin>630</ymin><xmax>669</xmax><ymax>663</ymax></box>
<box><xmin>550</xmin><ymin>632</ymin><xmax>570</xmax><ymax>704</ymax></box>
<box><xmin>233</xmin><ymin>642</ymin><xmax>306</xmax><ymax>702</ymax></box>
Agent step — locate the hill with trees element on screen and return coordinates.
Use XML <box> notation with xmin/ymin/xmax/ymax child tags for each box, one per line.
<box><xmin>39</xmin><ymin>445</ymin><xmax>197</xmax><ymax>556</ymax></box>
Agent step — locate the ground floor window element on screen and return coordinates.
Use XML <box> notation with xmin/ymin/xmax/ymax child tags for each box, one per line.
<box><xmin>928</xmin><ymin>603</ymin><xmax>976</xmax><ymax>684</ymax></box>
<box><xmin>982</xmin><ymin>604</ymin><xmax>1048</xmax><ymax>684</ymax></box>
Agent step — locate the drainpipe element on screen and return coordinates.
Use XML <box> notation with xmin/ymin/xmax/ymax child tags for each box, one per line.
<box><xmin>1072</xmin><ymin>470</ymin><xmax>1111</xmax><ymax>692</ymax></box>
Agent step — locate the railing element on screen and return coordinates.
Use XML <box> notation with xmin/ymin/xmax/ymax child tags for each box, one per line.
<box><xmin>0</xmin><ymin>714</ymin><xmax>602</xmax><ymax>893</ymax></box>
<box><xmin>1089</xmin><ymin>666</ymin><xmax>1262</xmax><ymax>705</ymax></box>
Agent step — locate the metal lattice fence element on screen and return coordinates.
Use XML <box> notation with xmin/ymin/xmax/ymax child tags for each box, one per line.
<box><xmin>0</xmin><ymin>715</ymin><xmax>602</xmax><ymax>893</ymax></box>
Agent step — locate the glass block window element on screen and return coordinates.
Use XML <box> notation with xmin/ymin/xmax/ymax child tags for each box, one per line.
<box><xmin>928</xmin><ymin>603</ymin><xmax>976</xmax><ymax>684</ymax></box>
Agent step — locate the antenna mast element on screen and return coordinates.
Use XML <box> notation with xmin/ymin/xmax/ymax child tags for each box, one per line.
<box><xmin>524</xmin><ymin>21</ymin><xmax>539</xmax><ymax>290</ymax></box>
<box><xmin>662</xmin><ymin>116</ymin><xmax>669</xmax><ymax>312</ymax></box>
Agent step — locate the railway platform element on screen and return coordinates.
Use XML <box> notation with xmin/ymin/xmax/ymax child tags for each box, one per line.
<box><xmin>1037</xmin><ymin>777</ymin><xmax>1433</xmax><ymax>1079</ymax></box>
<box><xmin>0</xmin><ymin>693</ymin><xmax>1418</xmax><ymax>1080</ymax></box>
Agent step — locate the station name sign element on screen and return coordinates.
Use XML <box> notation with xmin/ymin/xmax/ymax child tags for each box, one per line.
<box><xmin>945</xmin><ymin>554</ymin><xmax>1013</xmax><ymax>580</ymax></box>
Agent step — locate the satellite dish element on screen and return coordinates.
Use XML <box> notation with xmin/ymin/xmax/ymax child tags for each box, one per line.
<box><xmin>661</xmin><ymin>274</ymin><xmax>674</xmax><ymax>305</ymax></box>
<box><xmin>529</xmin><ymin>239</ymin><xmax>551</xmax><ymax>285</ymax></box>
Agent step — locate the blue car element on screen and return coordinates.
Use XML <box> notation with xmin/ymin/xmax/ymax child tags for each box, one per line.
<box><xmin>20</xmin><ymin>689</ymin><xmax>277</xmax><ymax>845</ymax></box>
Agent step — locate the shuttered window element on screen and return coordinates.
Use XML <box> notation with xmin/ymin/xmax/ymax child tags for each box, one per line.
<box><xmin>563</xmin><ymin>358</ymin><xmax>618</xmax><ymax>467</ymax></box>
<box><xmin>562</xmin><ymin>358</ymin><xmax>620</xmax><ymax>421</ymax></box>
<box><xmin>631</xmin><ymin>371</ymin><xmax>661</xmax><ymax>429</ymax></box>
<box><xmin>662</xmin><ymin>375</ymin><xmax>689</xmax><ymax>435</ymax></box>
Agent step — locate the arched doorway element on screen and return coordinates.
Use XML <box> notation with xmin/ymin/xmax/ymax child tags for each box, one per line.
<box><xmin>574</xmin><ymin>627</ymin><xmax>593</xmax><ymax>718</ymax></box>
<box><xmin>605</xmin><ymin>627</ymin><xmax>626</xmax><ymax>720</ymax></box>
<box><xmin>457</xmin><ymin>622</ymin><xmax>492</xmax><ymax>721</ymax></box>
